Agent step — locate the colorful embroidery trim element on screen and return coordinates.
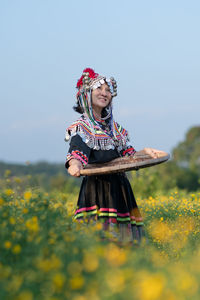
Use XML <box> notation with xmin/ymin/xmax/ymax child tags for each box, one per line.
<box><xmin>66</xmin><ymin>150</ymin><xmax>88</xmax><ymax>166</ymax></box>
<box><xmin>65</xmin><ymin>116</ymin><xmax>131</xmax><ymax>151</ymax></box>
<box><xmin>74</xmin><ymin>205</ymin><xmax>144</xmax><ymax>225</ymax></box>
<box><xmin>122</xmin><ymin>147</ymin><xmax>136</xmax><ymax>157</ymax></box>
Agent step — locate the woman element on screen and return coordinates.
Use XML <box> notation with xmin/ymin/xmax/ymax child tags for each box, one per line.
<box><xmin>65</xmin><ymin>68</ymin><xmax>159</xmax><ymax>243</ymax></box>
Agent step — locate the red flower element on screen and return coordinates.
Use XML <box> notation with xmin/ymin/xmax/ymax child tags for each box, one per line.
<box><xmin>76</xmin><ymin>68</ymin><xmax>99</xmax><ymax>88</ymax></box>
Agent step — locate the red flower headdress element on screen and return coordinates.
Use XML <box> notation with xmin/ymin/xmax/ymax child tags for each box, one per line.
<box><xmin>76</xmin><ymin>68</ymin><xmax>99</xmax><ymax>89</ymax></box>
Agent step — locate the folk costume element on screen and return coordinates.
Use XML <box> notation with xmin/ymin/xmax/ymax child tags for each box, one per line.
<box><xmin>65</xmin><ymin>68</ymin><xmax>145</xmax><ymax>243</ymax></box>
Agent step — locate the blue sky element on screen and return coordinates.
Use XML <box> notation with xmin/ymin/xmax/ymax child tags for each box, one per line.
<box><xmin>0</xmin><ymin>0</ymin><xmax>200</xmax><ymax>163</ymax></box>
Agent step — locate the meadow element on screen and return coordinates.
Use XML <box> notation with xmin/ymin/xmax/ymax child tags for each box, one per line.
<box><xmin>0</xmin><ymin>172</ymin><xmax>200</xmax><ymax>300</ymax></box>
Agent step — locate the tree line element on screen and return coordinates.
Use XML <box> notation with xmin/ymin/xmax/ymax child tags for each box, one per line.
<box><xmin>1</xmin><ymin>126</ymin><xmax>200</xmax><ymax>196</ymax></box>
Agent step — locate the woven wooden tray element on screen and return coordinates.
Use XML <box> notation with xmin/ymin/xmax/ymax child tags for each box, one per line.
<box><xmin>80</xmin><ymin>150</ymin><xmax>170</xmax><ymax>176</ymax></box>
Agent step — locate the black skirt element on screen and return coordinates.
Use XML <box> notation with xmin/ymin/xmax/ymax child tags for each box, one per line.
<box><xmin>66</xmin><ymin>133</ymin><xmax>145</xmax><ymax>243</ymax></box>
<box><xmin>74</xmin><ymin>173</ymin><xmax>145</xmax><ymax>244</ymax></box>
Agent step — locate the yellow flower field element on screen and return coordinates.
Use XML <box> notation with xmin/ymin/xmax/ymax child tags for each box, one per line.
<box><xmin>0</xmin><ymin>176</ymin><xmax>200</xmax><ymax>300</ymax></box>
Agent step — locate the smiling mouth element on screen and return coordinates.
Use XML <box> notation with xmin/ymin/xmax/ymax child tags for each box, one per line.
<box><xmin>98</xmin><ymin>98</ymin><xmax>107</xmax><ymax>101</ymax></box>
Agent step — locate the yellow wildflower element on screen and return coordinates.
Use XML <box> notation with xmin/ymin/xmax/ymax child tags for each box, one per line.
<box><xmin>16</xmin><ymin>290</ymin><xmax>33</xmax><ymax>300</ymax></box>
<box><xmin>66</xmin><ymin>201</ymin><xmax>75</xmax><ymax>215</ymax></box>
<box><xmin>94</xmin><ymin>222</ymin><xmax>103</xmax><ymax>231</ymax></box>
<box><xmin>36</xmin><ymin>254</ymin><xmax>62</xmax><ymax>272</ymax></box>
<box><xmin>14</xmin><ymin>177</ymin><xmax>21</xmax><ymax>184</ymax></box>
<box><xmin>23</xmin><ymin>208</ymin><xmax>28</xmax><ymax>214</ymax></box>
<box><xmin>83</xmin><ymin>252</ymin><xmax>99</xmax><ymax>272</ymax></box>
<box><xmin>4</xmin><ymin>241</ymin><xmax>12</xmax><ymax>249</ymax></box>
<box><xmin>9</xmin><ymin>216</ymin><xmax>16</xmax><ymax>225</ymax></box>
<box><xmin>48</xmin><ymin>238</ymin><xmax>55</xmax><ymax>245</ymax></box>
<box><xmin>105</xmin><ymin>243</ymin><xmax>127</xmax><ymax>266</ymax></box>
<box><xmin>150</xmin><ymin>220</ymin><xmax>173</xmax><ymax>243</ymax></box>
<box><xmin>69</xmin><ymin>275</ymin><xmax>84</xmax><ymax>290</ymax></box>
<box><xmin>52</xmin><ymin>273</ymin><xmax>65</xmax><ymax>291</ymax></box>
<box><xmin>25</xmin><ymin>217</ymin><xmax>39</xmax><ymax>232</ymax></box>
<box><xmin>32</xmin><ymin>216</ymin><xmax>38</xmax><ymax>222</ymax></box>
<box><xmin>12</xmin><ymin>244</ymin><xmax>21</xmax><ymax>254</ymax></box>
<box><xmin>5</xmin><ymin>189</ymin><xmax>14</xmax><ymax>196</ymax></box>
<box><xmin>136</xmin><ymin>272</ymin><xmax>165</xmax><ymax>300</ymax></box>
<box><xmin>24</xmin><ymin>191</ymin><xmax>32</xmax><ymax>201</ymax></box>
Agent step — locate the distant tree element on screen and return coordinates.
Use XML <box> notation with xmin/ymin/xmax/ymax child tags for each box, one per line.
<box><xmin>0</xmin><ymin>161</ymin><xmax>66</xmax><ymax>177</ymax></box>
<box><xmin>173</xmin><ymin>126</ymin><xmax>200</xmax><ymax>174</ymax></box>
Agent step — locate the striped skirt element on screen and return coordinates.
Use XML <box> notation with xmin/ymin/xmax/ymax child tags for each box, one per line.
<box><xmin>74</xmin><ymin>173</ymin><xmax>145</xmax><ymax>244</ymax></box>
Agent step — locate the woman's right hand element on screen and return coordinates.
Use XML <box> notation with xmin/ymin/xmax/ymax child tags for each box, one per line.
<box><xmin>68</xmin><ymin>159</ymin><xmax>83</xmax><ymax>177</ymax></box>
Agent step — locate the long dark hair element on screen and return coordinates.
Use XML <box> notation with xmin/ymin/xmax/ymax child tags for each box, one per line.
<box><xmin>73</xmin><ymin>102</ymin><xmax>84</xmax><ymax>114</ymax></box>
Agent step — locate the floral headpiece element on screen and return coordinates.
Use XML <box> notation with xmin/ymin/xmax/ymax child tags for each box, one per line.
<box><xmin>76</xmin><ymin>68</ymin><xmax>117</xmax><ymax>99</ymax></box>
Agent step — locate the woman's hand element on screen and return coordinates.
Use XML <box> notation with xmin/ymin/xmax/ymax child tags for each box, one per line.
<box><xmin>143</xmin><ymin>148</ymin><xmax>164</xmax><ymax>159</ymax></box>
<box><xmin>68</xmin><ymin>159</ymin><xmax>83</xmax><ymax>177</ymax></box>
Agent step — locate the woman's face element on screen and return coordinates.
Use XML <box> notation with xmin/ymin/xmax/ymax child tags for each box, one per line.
<box><xmin>91</xmin><ymin>83</ymin><xmax>112</xmax><ymax>113</ymax></box>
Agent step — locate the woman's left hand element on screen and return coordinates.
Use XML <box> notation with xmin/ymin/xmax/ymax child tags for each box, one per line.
<box><xmin>143</xmin><ymin>148</ymin><xmax>164</xmax><ymax>159</ymax></box>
